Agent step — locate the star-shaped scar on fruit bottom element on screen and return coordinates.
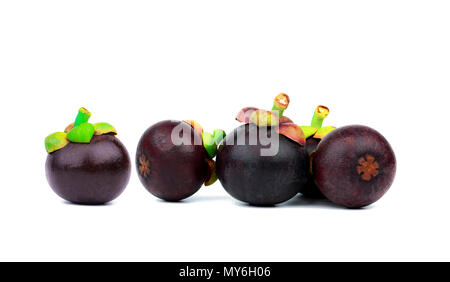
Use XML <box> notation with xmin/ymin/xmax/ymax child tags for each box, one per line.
<box><xmin>356</xmin><ymin>154</ymin><xmax>380</xmax><ymax>181</ymax></box>
<box><xmin>139</xmin><ymin>155</ymin><xmax>150</xmax><ymax>177</ymax></box>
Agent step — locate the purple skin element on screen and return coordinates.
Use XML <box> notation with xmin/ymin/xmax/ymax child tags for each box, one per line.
<box><xmin>216</xmin><ymin>124</ymin><xmax>309</xmax><ymax>206</ymax></box>
<box><xmin>305</xmin><ymin>137</ymin><xmax>320</xmax><ymax>156</ymax></box>
<box><xmin>136</xmin><ymin>120</ymin><xmax>209</xmax><ymax>201</ymax></box>
<box><xmin>299</xmin><ymin>137</ymin><xmax>326</xmax><ymax>199</ymax></box>
<box><xmin>313</xmin><ymin>125</ymin><xmax>396</xmax><ymax>208</ymax></box>
<box><xmin>46</xmin><ymin>134</ymin><xmax>131</xmax><ymax>205</ymax></box>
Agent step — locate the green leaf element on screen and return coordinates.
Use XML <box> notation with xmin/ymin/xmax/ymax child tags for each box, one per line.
<box><xmin>300</xmin><ymin>126</ymin><xmax>319</xmax><ymax>139</ymax></box>
<box><xmin>313</xmin><ymin>126</ymin><xmax>336</xmax><ymax>139</ymax></box>
<box><xmin>202</xmin><ymin>131</ymin><xmax>217</xmax><ymax>158</ymax></box>
<box><xmin>45</xmin><ymin>132</ymin><xmax>69</xmax><ymax>153</ymax></box>
<box><xmin>213</xmin><ymin>129</ymin><xmax>226</xmax><ymax>145</ymax></box>
<box><xmin>93</xmin><ymin>122</ymin><xmax>117</xmax><ymax>135</ymax></box>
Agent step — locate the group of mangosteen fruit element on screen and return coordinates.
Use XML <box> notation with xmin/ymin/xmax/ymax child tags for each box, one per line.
<box><xmin>45</xmin><ymin>94</ymin><xmax>396</xmax><ymax>208</ymax></box>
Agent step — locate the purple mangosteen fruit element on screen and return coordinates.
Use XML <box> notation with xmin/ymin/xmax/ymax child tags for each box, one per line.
<box><xmin>45</xmin><ymin>108</ymin><xmax>131</xmax><ymax>204</ymax></box>
<box><xmin>313</xmin><ymin>125</ymin><xmax>396</xmax><ymax>208</ymax></box>
<box><xmin>136</xmin><ymin>120</ymin><xmax>224</xmax><ymax>201</ymax></box>
<box><xmin>216</xmin><ymin>94</ymin><xmax>310</xmax><ymax>206</ymax></box>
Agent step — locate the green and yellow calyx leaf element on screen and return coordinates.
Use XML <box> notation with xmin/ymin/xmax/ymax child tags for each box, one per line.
<box><xmin>313</xmin><ymin>126</ymin><xmax>336</xmax><ymax>139</ymax></box>
<box><xmin>45</xmin><ymin>107</ymin><xmax>118</xmax><ymax>154</ymax></box>
<box><xmin>94</xmin><ymin>122</ymin><xmax>117</xmax><ymax>135</ymax></box>
<box><xmin>67</xmin><ymin>122</ymin><xmax>95</xmax><ymax>143</ymax></box>
<box><xmin>45</xmin><ymin>132</ymin><xmax>69</xmax><ymax>153</ymax></box>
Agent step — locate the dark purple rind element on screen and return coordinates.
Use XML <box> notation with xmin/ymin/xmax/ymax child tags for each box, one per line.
<box><xmin>216</xmin><ymin>124</ymin><xmax>309</xmax><ymax>206</ymax></box>
<box><xmin>305</xmin><ymin>137</ymin><xmax>321</xmax><ymax>156</ymax></box>
<box><xmin>45</xmin><ymin>134</ymin><xmax>131</xmax><ymax>204</ymax></box>
<box><xmin>313</xmin><ymin>125</ymin><xmax>396</xmax><ymax>208</ymax></box>
<box><xmin>136</xmin><ymin>120</ymin><xmax>209</xmax><ymax>201</ymax></box>
<box><xmin>299</xmin><ymin>138</ymin><xmax>326</xmax><ymax>199</ymax></box>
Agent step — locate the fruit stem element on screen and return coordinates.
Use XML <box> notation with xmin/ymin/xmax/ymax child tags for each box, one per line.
<box><xmin>271</xmin><ymin>93</ymin><xmax>290</xmax><ymax>118</ymax></box>
<box><xmin>311</xmin><ymin>105</ymin><xmax>329</xmax><ymax>128</ymax></box>
<box><xmin>74</xmin><ymin>107</ymin><xmax>91</xmax><ymax>127</ymax></box>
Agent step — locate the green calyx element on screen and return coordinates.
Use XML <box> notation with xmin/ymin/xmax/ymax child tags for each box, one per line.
<box><xmin>183</xmin><ymin>120</ymin><xmax>225</xmax><ymax>159</ymax></box>
<box><xmin>314</xmin><ymin>126</ymin><xmax>336</xmax><ymax>139</ymax></box>
<box><xmin>202</xmin><ymin>129</ymin><xmax>226</xmax><ymax>158</ymax></box>
<box><xmin>202</xmin><ymin>132</ymin><xmax>217</xmax><ymax>158</ymax></box>
<box><xmin>183</xmin><ymin>120</ymin><xmax>224</xmax><ymax>159</ymax></box>
<box><xmin>300</xmin><ymin>126</ymin><xmax>318</xmax><ymax>139</ymax></box>
<box><xmin>237</xmin><ymin>93</ymin><xmax>306</xmax><ymax>147</ymax></box>
<box><xmin>247</xmin><ymin>93</ymin><xmax>289</xmax><ymax>127</ymax></box>
<box><xmin>303</xmin><ymin>105</ymin><xmax>335</xmax><ymax>139</ymax></box>
<box><xmin>45</xmin><ymin>132</ymin><xmax>69</xmax><ymax>153</ymax></box>
<box><xmin>67</xmin><ymin>107</ymin><xmax>94</xmax><ymax>143</ymax></box>
<box><xmin>93</xmin><ymin>122</ymin><xmax>117</xmax><ymax>135</ymax></box>
<box><xmin>213</xmin><ymin>129</ymin><xmax>226</xmax><ymax>145</ymax></box>
<box><xmin>249</xmin><ymin>110</ymin><xmax>280</xmax><ymax>127</ymax></box>
<box><xmin>45</xmin><ymin>107</ymin><xmax>117</xmax><ymax>154</ymax></box>
<box><xmin>67</xmin><ymin>122</ymin><xmax>95</xmax><ymax>143</ymax></box>
<box><xmin>237</xmin><ymin>94</ymin><xmax>290</xmax><ymax>127</ymax></box>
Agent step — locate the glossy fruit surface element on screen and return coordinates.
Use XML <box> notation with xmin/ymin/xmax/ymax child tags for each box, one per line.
<box><xmin>313</xmin><ymin>125</ymin><xmax>396</xmax><ymax>208</ymax></box>
<box><xmin>216</xmin><ymin>124</ymin><xmax>309</xmax><ymax>206</ymax></box>
<box><xmin>136</xmin><ymin>120</ymin><xmax>209</xmax><ymax>201</ymax></box>
<box><xmin>45</xmin><ymin>134</ymin><xmax>131</xmax><ymax>204</ymax></box>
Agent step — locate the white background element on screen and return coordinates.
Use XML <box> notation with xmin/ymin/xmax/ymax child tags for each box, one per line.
<box><xmin>0</xmin><ymin>0</ymin><xmax>448</xmax><ymax>261</ymax></box>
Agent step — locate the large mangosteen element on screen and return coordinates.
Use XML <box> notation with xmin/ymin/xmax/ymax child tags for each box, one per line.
<box><xmin>136</xmin><ymin>120</ymin><xmax>224</xmax><ymax>201</ymax></box>
<box><xmin>313</xmin><ymin>125</ymin><xmax>396</xmax><ymax>208</ymax></box>
<box><xmin>216</xmin><ymin>94</ymin><xmax>310</xmax><ymax>206</ymax></box>
<box><xmin>45</xmin><ymin>108</ymin><xmax>131</xmax><ymax>204</ymax></box>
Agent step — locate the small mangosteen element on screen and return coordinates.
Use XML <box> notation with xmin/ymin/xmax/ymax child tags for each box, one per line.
<box><xmin>216</xmin><ymin>94</ymin><xmax>309</xmax><ymax>206</ymax></box>
<box><xmin>298</xmin><ymin>105</ymin><xmax>337</xmax><ymax>199</ymax></box>
<box><xmin>45</xmin><ymin>108</ymin><xmax>131</xmax><ymax>204</ymax></box>
<box><xmin>313</xmin><ymin>125</ymin><xmax>396</xmax><ymax>208</ymax></box>
<box><xmin>136</xmin><ymin>120</ymin><xmax>224</xmax><ymax>201</ymax></box>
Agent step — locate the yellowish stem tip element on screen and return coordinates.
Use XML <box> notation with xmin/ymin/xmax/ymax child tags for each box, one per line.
<box><xmin>274</xmin><ymin>93</ymin><xmax>290</xmax><ymax>110</ymax></box>
<box><xmin>315</xmin><ymin>105</ymin><xmax>329</xmax><ymax>118</ymax></box>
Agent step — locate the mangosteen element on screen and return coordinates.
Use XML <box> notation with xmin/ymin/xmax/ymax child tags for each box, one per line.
<box><xmin>305</xmin><ymin>137</ymin><xmax>321</xmax><ymax>157</ymax></box>
<box><xmin>136</xmin><ymin>120</ymin><xmax>224</xmax><ymax>201</ymax></box>
<box><xmin>216</xmin><ymin>94</ymin><xmax>310</xmax><ymax>206</ymax></box>
<box><xmin>298</xmin><ymin>106</ymin><xmax>337</xmax><ymax>199</ymax></box>
<box><xmin>313</xmin><ymin>125</ymin><xmax>396</xmax><ymax>208</ymax></box>
<box><xmin>45</xmin><ymin>108</ymin><xmax>131</xmax><ymax>204</ymax></box>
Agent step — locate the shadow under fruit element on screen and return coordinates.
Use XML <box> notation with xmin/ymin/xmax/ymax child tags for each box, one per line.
<box><xmin>313</xmin><ymin>125</ymin><xmax>396</xmax><ymax>208</ymax></box>
<box><xmin>45</xmin><ymin>108</ymin><xmax>131</xmax><ymax>204</ymax></box>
